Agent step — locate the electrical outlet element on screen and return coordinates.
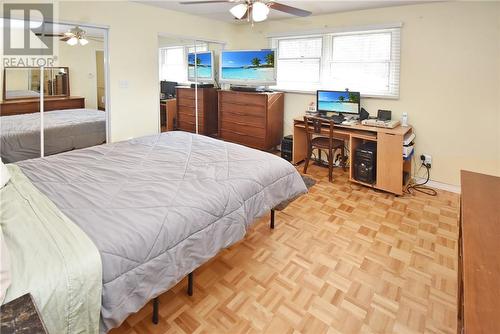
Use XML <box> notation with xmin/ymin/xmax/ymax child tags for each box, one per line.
<box><xmin>421</xmin><ymin>154</ymin><xmax>432</xmax><ymax>168</ymax></box>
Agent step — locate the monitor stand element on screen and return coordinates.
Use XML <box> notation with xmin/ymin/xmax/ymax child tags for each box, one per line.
<box><xmin>190</xmin><ymin>83</ymin><xmax>214</xmax><ymax>88</ymax></box>
<box><xmin>230</xmin><ymin>85</ymin><xmax>267</xmax><ymax>93</ymax></box>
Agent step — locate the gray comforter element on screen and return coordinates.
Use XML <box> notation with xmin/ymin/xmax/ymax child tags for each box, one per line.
<box><xmin>1</xmin><ymin>108</ymin><xmax>106</xmax><ymax>163</ymax></box>
<box><xmin>17</xmin><ymin>131</ymin><xmax>307</xmax><ymax>332</ymax></box>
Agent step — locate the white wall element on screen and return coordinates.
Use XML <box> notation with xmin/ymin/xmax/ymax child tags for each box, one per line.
<box><xmin>232</xmin><ymin>1</ymin><xmax>500</xmax><ymax>186</ymax></box>
<box><xmin>57</xmin><ymin>1</ymin><xmax>236</xmax><ymax>142</ymax></box>
<box><xmin>57</xmin><ymin>39</ymin><xmax>103</xmax><ymax>109</ymax></box>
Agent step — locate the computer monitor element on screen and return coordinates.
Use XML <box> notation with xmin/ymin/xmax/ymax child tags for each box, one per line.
<box><xmin>160</xmin><ymin>81</ymin><xmax>177</xmax><ymax>98</ymax></box>
<box><xmin>316</xmin><ymin>90</ymin><xmax>360</xmax><ymax>115</ymax></box>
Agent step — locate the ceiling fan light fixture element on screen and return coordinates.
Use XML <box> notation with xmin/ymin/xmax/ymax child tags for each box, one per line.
<box><xmin>79</xmin><ymin>38</ymin><xmax>89</xmax><ymax>46</ymax></box>
<box><xmin>252</xmin><ymin>2</ymin><xmax>269</xmax><ymax>22</ymax></box>
<box><xmin>67</xmin><ymin>37</ymin><xmax>78</xmax><ymax>46</ymax></box>
<box><xmin>230</xmin><ymin>3</ymin><xmax>247</xmax><ymax>19</ymax></box>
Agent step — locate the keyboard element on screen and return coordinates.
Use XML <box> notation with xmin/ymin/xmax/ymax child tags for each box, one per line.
<box><xmin>320</xmin><ymin>115</ymin><xmax>344</xmax><ymax>124</ymax></box>
<box><xmin>332</xmin><ymin>115</ymin><xmax>345</xmax><ymax>124</ymax></box>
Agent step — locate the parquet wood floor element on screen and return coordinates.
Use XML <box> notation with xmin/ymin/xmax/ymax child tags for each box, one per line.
<box><xmin>110</xmin><ymin>163</ymin><xmax>460</xmax><ymax>334</ymax></box>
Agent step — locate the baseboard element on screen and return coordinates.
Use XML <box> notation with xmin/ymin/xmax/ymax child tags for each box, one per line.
<box><xmin>414</xmin><ymin>177</ymin><xmax>461</xmax><ymax>194</ymax></box>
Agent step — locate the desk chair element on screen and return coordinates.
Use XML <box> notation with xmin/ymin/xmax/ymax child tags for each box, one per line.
<box><xmin>303</xmin><ymin>116</ymin><xmax>346</xmax><ymax>182</ymax></box>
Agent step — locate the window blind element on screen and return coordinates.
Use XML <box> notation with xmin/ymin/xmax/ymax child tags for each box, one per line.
<box><xmin>329</xmin><ymin>29</ymin><xmax>400</xmax><ymax>97</ymax></box>
<box><xmin>274</xmin><ymin>37</ymin><xmax>322</xmax><ymax>89</ymax></box>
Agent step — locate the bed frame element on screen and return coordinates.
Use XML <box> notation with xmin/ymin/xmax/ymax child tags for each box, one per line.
<box><xmin>151</xmin><ymin>209</ymin><xmax>276</xmax><ymax>324</ymax></box>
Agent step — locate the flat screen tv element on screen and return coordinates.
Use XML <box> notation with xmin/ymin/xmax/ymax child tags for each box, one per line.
<box><xmin>187</xmin><ymin>51</ymin><xmax>214</xmax><ymax>82</ymax></box>
<box><xmin>220</xmin><ymin>49</ymin><xmax>276</xmax><ymax>86</ymax></box>
<box><xmin>317</xmin><ymin>90</ymin><xmax>360</xmax><ymax>115</ymax></box>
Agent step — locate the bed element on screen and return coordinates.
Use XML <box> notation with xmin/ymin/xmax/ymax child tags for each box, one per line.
<box><xmin>0</xmin><ymin>108</ymin><xmax>106</xmax><ymax>163</ymax></box>
<box><xmin>1</xmin><ymin>131</ymin><xmax>307</xmax><ymax>333</ymax></box>
<box><xmin>5</xmin><ymin>90</ymin><xmax>40</xmax><ymax>99</ymax></box>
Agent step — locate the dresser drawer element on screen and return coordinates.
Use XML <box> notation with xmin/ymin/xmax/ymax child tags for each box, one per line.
<box><xmin>177</xmin><ymin>88</ymin><xmax>205</xmax><ymax>101</ymax></box>
<box><xmin>177</xmin><ymin>105</ymin><xmax>205</xmax><ymax>119</ymax></box>
<box><xmin>220</xmin><ymin>102</ymin><xmax>266</xmax><ymax>119</ymax></box>
<box><xmin>220</xmin><ymin>93</ymin><xmax>266</xmax><ymax>107</ymax></box>
<box><xmin>220</xmin><ymin>120</ymin><xmax>266</xmax><ymax>138</ymax></box>
<box><xmin>178</xmin><ymin>120</ymin><xmax>204</xmax><ymax>133</ymax></box>
<box><xmin>219</xmin><ymin>109</ymin><xmax>265</xmax><ymax>127</ymax></box>
<box><xmin>177</xmin><ymin>98</ymin><xmax>204</xmax><ymax>109</ymax></box>
<box><xmin>177</xmin><ymin>112</ymin><xmax>204</xmax><ymax>125</ymax></box>
<box><xmin>220</xmin><ymin>129</ymin><xmax>265</xmax><ymax>149</ymax></box>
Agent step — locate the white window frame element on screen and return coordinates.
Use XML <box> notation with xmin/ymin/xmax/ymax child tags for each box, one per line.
<box><xmin>270</xmin><ymin>25</ymin><xmax>401</xmax><ymax>99</ymax></box>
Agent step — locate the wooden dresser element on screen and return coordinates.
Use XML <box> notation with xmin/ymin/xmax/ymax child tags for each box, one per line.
<box><xmin>0</xmin><ymin>96</ymin><xmax>85</xmax><ymax>116</ymax></box>
<box><xmin>218</xmin><ymin>90</ymin><xmax>284</xmax><ymax>151</ymax></box>
<box><xmin>459</xmin><ymin>170</ymin><xmax>500</xmax><ymax>333</ymax></box>
<box><xmin>176</xmin><ymin>87</ymin><xmax>218</xmax><ymax>136</ymax></box>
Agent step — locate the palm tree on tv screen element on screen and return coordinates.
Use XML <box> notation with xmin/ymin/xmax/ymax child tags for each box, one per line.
<box><xmin>265</xmin><ymin>53</ymin><xmax>274</xmax><ymax>66</ymax></box>
<box><xmin>251</xmin><ymin>57</ymin><xmax>261</xmax><ymax>67</ymax></box>
<box><xmin>338</xmin><ymin>96</ymin><xmax>345</xmax><ymax>102</ymax></box>
<box><xmin>348</xmin><ymin>92</ymin><xmax>360</xmax><ymax>103</ymax></box>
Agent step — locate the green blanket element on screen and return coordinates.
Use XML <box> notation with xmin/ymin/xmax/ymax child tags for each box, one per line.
<box><xmin>1</xmin><ymin>165</ymin><xmax>102</xmax><ymax>334</ymax></box>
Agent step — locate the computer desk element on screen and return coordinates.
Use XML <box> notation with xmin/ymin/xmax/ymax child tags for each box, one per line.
<box><xmin>293</xmin><ymin>117</ymin><xmax>413</xmax><ymax>195</ymax></box>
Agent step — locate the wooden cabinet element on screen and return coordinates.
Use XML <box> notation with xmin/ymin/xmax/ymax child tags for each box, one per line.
<box><xmin>175</xmin><ymin>87</ymin><xmax>218</xmax><ymax>136</ymax></box>
<box><xmin>160</xmin><ymin>98</ymin><xmax>177</xmax><ymax>132</ymax></box>
<box><xmin>0</xmin><ymin>96</ymin><xmax>85</xmax><ymax>116</ymax></box>
<box><xmin>218</xmin><ymin>90</ymin><xmax>284</xmax><ymax>151</ymax></box>
<box><xmin>459</xmin><ymin>171</ymin><xmax>500</xmax><ymax>334</ymax></box>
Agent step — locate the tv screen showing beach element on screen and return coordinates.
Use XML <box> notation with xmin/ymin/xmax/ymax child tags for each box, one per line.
<box><xmin>317</xmin><ymin>91</ymin><xmax>360</xmax><ymax>114</ymax></box>
<box><xmin>221</xmin><ymin>50</ymin><xmax>275</xmax><ymax>83</ymax></box>
<box><xmin>188</xmin><ymin>52</ymin><xmax>213</xmax><ymax>79</ymax></box>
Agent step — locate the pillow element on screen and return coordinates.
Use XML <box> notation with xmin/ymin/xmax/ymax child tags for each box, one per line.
<box><xmin>0</xmin><ymin>161</ymin><xmax>10</xmax><ymax>189</ymax></box>
<box><xmin>0</xmin><ymin>231</ymin><xmax>11</xmax><ymax>304</ymax></box>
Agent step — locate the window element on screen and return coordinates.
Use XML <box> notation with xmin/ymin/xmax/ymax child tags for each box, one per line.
<box><xmin>159</xmin><ymin>43</ymin><xmax>208</xmax><ymax>83</ymax></box>
<box><xmin>160</xmin><ymin>46</ymin><xmax>187</xmax><ymax>83</ymax></box>
<box><xmin>273</xmin><ymin>37</ymin><xmax>322</xmax><ymax>88</ymax></box>
<box><xmin>271</xmin><ymin>27</ymin><xmax>401</xmax><ymax>98</ymax></box>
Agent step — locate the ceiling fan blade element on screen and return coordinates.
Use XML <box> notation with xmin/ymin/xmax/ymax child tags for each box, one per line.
<box><xmin>60</xmin><ymin>36</ymin><xmax>71</xmax><ymax>42</ymax></box>
<box><xmin>268</xmin><ymin>2</ymin><xmax>312</xmax><ymax>17</ymax></box>
<box><xmin>179</xmin><ymin>1</ymin><xmax>232</xmax><ymax>4</ymax></box>
<box><xmin>35</xmin><ymin>33</ymin><xmax>64</xmax><ymax>37</ymax></box>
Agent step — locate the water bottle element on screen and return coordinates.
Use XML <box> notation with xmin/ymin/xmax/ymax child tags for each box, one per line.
<box><xmin>401</xmin><ymin>112</ymin><xmax>408</xmax><ymax>127</ymax></box>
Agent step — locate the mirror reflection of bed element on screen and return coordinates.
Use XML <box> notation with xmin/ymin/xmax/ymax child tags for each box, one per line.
<box><xmin>0</xmin><ymin>24</ymin><xmax>108</xmax><ymax>163</ymax></box>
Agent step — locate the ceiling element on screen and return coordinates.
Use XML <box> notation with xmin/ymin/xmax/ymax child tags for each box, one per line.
<box><xmin>138</xmin><ymin>1</ymin><xmax>432</xmax><ymax>23</ymax></box>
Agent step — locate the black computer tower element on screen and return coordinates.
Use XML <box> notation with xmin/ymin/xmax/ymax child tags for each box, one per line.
<box><xmin>354</xmin><ymin>142</ymin><xmax>377</xmax><ymax>184</ymax></box>
<box><xmin>281</xmin><ymin>135</ymin><xmax>293</xmax><ymax>162</ymax></box>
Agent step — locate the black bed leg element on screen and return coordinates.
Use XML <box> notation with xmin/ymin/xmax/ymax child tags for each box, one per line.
<box><xmin>270</xmin><ymin>209</ymin><xmax>275</xmax><ymax>229</ymax></box>
<box><xmin>152</xmin><ymin>297</ymin><xmax>159</xmax><ymax>325</ymax></box>
<box><xmin>187</xmin><ymin>272</ymin><xmax>194</xmax><ymax>296</ymax></box>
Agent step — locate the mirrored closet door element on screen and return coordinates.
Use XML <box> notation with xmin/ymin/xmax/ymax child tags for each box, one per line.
<box><xmin>158</xmin><ymin>34</ymin><xmax>225</xmax><ymax>135</ymax></box>
<box><xmin>0</xmin><ymin>22</ymin><xmax>109</xmax><ymax>164</ymax></box>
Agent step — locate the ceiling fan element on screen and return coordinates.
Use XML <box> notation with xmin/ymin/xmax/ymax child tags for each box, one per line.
<box><xmin>34</xmin><ymin>26</ymin><xmax>103</xmax><ymax>46</ymax></box>
<box><xmin>179</xmin><ymin>0</ymin><xmax>312</xmax><ymax>24</ymax></box>
<box><xmin>59</xmin><ymin>26</ymin><xmax>90</xmax><ymax>46</ymax></box>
